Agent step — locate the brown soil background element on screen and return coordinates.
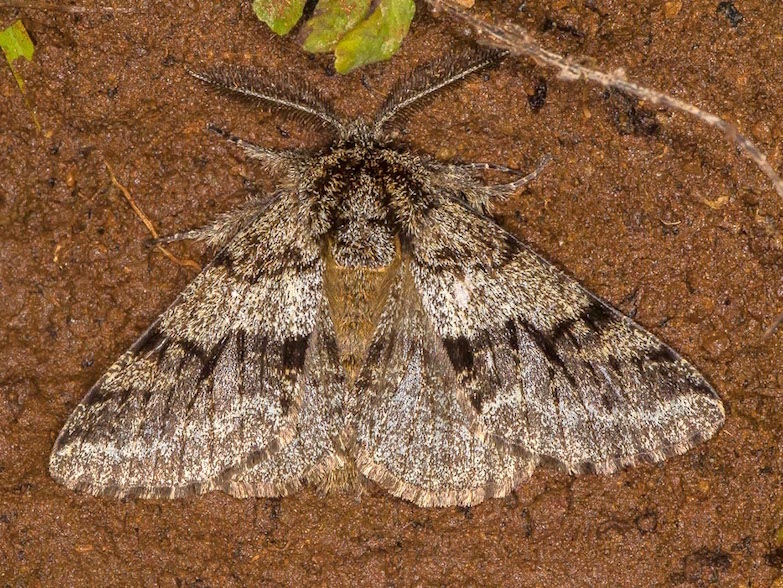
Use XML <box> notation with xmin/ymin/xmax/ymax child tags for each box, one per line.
<box><xmin>1</xmin><ymin>0</ymin><xmax>781</xmax><ymax>586</ymax></box>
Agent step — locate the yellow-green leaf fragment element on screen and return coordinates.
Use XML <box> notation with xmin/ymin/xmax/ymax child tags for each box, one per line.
<box><xmin>1</xmin><ymin>19</ymin><xmax>34</xmax><ymax>91</ymax></box>
<box><xmin>253</xmin><ymin>0</ymin><xmax>307</xmax><ymax>35</ymax></box>
<box><xmin>333</xmin><ymin>0</ymin><xmax>414</xmax><ymax>74</ymax></box>
<box><xmin>0</xmin><ymin>20</ymin><xmax>34</xmax><ymax>62</ymax></box>
<box><xmin>302</xmin><ymin>0</ymin><xmax>372</xmax><ymax>53</ymax></box>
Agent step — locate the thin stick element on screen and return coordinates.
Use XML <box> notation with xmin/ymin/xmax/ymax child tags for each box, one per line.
<box><xmin>0</xmin><ymin>2</ymin><xmax>133</xmax><ymax>13</ymax></box>
<box><xmin>426</xmin><ymin>0</ymin><xmax>783</xmax><ymax>200</ymax></box>
<box><xmin>104</xmin><ymin>161</ymin><xmax>201</xmax><ymax>272</ymax></box>
<box><xmin>762</xmin><ymin>308</ymin><xmax>783</xmax><ymax>340</ymax></box>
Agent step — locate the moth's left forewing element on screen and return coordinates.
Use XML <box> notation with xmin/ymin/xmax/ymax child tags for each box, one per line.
<box><xmin>222</xmin><ymin>299</ymin><xmax>347</xmax><ymax>498</ymax></box>
<box><xmin>49</xmin><ymin>194</ymin><xmax>347</xmax><ymax>498</ymax></box>
<box><xmin>408</xmin><ymin>197</ymin><xmax>725</xmax><ymax>475</ymax></box>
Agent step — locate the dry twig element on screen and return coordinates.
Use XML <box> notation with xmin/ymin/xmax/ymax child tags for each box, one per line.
<box><xmin>762</xmin><ymin>308</ymin><xmax>783</xmax><ymax>340</ymax></box>
<box><xmin>426</xmin><ymin>0</ymin><xmax>783</xmax><ymax>200</ymax></box>
<box><xmin>104</xmin><ymin>161</ymin><xmax>201</xmax><ymax>272</ymax></box>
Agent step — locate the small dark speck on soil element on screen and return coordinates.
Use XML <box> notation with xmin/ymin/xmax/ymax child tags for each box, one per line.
<box><xmin>528</xmin><ymin>77</ymin><xmax>548</xmax><ymax>111</ymax></box>
<box><xmin>717</xmin><ymin>1</ymin><xmax>744</xmax><ymax>27</ymax></box>
<box><xmin>765</xmin><ymin>547</ymin><xmax>783</xmax><ymax>568</ymax></box>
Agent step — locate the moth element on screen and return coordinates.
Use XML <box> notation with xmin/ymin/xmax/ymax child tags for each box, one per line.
<box><xmin>49</xmin><ymin>50</ymin><xmax>725</xmax><ymax>507</ymax></box>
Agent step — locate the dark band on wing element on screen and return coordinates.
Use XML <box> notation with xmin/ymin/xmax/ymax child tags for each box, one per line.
<box><xmin>549</xmin><ymin>299</ymin><xmax>617</xmax><ymax>346</ymax></box>
<box><xmin>442</xmin><ymin>336</ymin><xmax>475</xmax><ymax>372</ymax></box>
<box><xmin>520</xmin><ymin>320</ymin><xmax>577</xmax><ymax>386</ymax></box>
<box><xmin>133</xmin><ymin>326</ymin><xmax>170</xmax><ymax>358</ymax></box>
<box><xmin>579</xmin><ymin>299</ymin><xmax>616</xmax><ymax>333</ymax></box>
<box><xmin>631</xmin><ymin>343</ymin><xmax>718</xmax><ymax>398</ymax></box>
<box><xmin>282</xmin><ymin>335</ymin><xmax>309</xmax><ymax>374</ymax></box>
<box><xmin>213</xmin><ymin>245</ymin><xmax>318</xmax><ymax>282</ymax></box>
<box><xmin>197</xmin><ymin>333</ymin><xmax>231</xmax><ymax>385</ymax></box>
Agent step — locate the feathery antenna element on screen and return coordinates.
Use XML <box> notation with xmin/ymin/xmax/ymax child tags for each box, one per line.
<box><xmin>373</xmin><ymin>48</ymin><xmax>506</xmax><ymax>136</ymax></box>
<box><xmin>189</xmin><ymin>65</ymin><xmax>345</xmax><ymax>133</ymax></box>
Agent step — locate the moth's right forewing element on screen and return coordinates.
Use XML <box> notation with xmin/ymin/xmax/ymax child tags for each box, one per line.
<box><xmin>407</xmin><ymin>197</ymin><xmax>725</xmax><ymax>475</ymax></box>
<box><xmin>49</xmin><ymin>194</ymin><xmax>335</xmax><ymax>498</ymax></box>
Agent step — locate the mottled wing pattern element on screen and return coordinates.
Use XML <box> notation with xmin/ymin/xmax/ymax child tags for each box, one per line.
<box><xmin>222</xmin><ymin>301</ymin><xmax>346</xmax><ymax>498</ymax></box>
<box><xmin>50</xmin><ymin>194</ymin><xmax>345</xmax><ymax>498</ymax></box>
<box><xmin>406</xmin><ymin>198</ymin><xmax>725</xmax><ymax>475</ymax></box>
<box><xmin>350</xmin><ymin>269</ymin><xmax>538</xmax><ymax>507</ymax></box>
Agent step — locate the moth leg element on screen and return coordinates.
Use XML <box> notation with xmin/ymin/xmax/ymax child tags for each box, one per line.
<box><xmin>501</xmin><ymin>154</ymin><xmax>551</xmax><ymax>191</ymax></box>
<box><xmin>461</xmin><ymin>154</ymin><xmax>552</xmax><ymax>196</ymax></box>
<box><xmin>207</xmin><ymin>123</ymin><xmax>303</xmax><ymax>172</ymax></box>
<box><xmin>431</xmin><ymin>155</ymin><xmax>551</xmax><ymax>213</ymax></box>
<box><xmin>148</xmin><ymin>228</ymin><xmax>208</xmax><ymax>245</ymax></box>
<box><xmin>460</xmin><ymin>161</ymin><xmax>528</xmax><ymax>175</ymax></box>
<box><xmin>151</xmin><ymin>192</ymin><xmax>283</xmax><ymax>251</ymax></box>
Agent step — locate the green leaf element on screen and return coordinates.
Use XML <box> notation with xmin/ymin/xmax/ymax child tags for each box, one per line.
<box><xmin>1</xmin><ymin>19</ymin><xmax>35</xmax><ymax>92</ymax></box>
<box><xmin>302</xmin><ymin>0</ymin><xmax>372</xmax><ymax>54</ymax></box>
<box><xmin>253</xmin><ymin>0</ymin><xmax>307</xmax><ymax>35</ymax></box>
<box><xmin>333</xmin><ymin>0</ymin><xmax>415</xmax><ymax>74</ymax></box>
<box><xmin>0</xmin><ymin>19</ymin><xmax>34</xmax><ymax>62</ymax></box>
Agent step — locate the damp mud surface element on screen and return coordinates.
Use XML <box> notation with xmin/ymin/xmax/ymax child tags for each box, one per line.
<box><xmin>1</xmin><ymin>1</ymin><xmax>782</xmax><ymax>586</ymax></box>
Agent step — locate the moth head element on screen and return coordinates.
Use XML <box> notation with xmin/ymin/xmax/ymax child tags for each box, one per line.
<box><xmin>336</xmin><ymin>119</ymin><xmax>390</xmax><ymax>148</ymax></box>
